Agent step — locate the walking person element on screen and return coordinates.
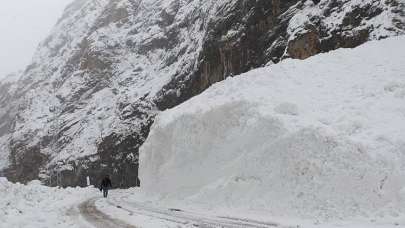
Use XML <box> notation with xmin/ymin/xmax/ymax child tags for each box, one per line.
<box><xmin>99</xmin><ymin>175</ymin><xmax>112</xmax><ymax>198</ymax></box>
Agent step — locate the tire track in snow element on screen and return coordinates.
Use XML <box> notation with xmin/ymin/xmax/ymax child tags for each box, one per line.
<box><xmin>106</xmin><ymin>195</ymin><xmax>283</xmax><ymax>228</ymax></box>
<box><xmin>78</xmin><ymin>195</ymin><xmax>294</xmax><ymax>228</ymax></box>
<box><xmin>79</xmin><ymin>198</ymin><xmax>137</xmax><ymax>228</ymax></box>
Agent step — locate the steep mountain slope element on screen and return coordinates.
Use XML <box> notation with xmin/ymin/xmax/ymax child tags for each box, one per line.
<box><xmin>0</xmin><ymin>72</ymin><xmax>21</xmax><ymax>170</ymax></box>
<box><xmin>140</xmin><ymin>36</ymin><xmax>405</xmax><ymax>222</ymax></box>
<box><xmin>0</xmin><ymin>0</ymin><xmax>404</xmax><ymax>187</ymax></box>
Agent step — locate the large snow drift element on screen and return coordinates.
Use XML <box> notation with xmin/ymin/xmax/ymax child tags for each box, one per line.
<box><xmin>140</xmin><ymin>36</ymin><xmax>405</xmax><ymax>221</ymax></box>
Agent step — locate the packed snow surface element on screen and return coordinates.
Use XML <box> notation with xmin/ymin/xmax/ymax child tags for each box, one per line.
<box><xmin>140</xmin><ymin>36</ymin><xmax>405</xmax><ymax>222</ymax></box>
<box><xmin>1</xmin><ymin>178</ymin><xmax>404</xmax><ymax>228</ymax></box>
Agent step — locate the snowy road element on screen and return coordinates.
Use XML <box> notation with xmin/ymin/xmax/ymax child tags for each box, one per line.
<box><xmin>79</xmin><ymin>198</ymin><xmax>137</xmax><ymax>228</ymax></box>
<box><xmin>79</xmin><ymin>195</ymin><xmax>282</xmax><ymax>228</ymax></box>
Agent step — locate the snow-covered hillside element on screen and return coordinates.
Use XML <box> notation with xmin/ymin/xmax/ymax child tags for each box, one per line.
<box><xmin>0</xmin><ymin>0</ymin><xmax>404</xmax><ymax>187</ymax></box>
<box><xmin>140</xmin><ymin>36</ymin><xmax>405</xmax><ymax>222</ymax></box>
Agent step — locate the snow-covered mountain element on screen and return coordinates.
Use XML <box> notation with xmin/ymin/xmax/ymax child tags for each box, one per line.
<box><xmin>0</xmin><ymin>0</ymin><xmax>404</xmax><ymax>187</ymax></box>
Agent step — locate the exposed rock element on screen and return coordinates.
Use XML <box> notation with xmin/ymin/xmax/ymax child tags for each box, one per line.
<box><xmin>5</xmin><ymin>143</ymin><xmax>48</xmax><ymax>183</ymax></box>
<box><xmin>287</xmin><ymin>25</ymin><xmax>321</xmax><ymax>59</ymax></box>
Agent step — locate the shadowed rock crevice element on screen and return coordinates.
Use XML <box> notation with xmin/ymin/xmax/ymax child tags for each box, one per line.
<box><xmin>4</xmin><ymin>143</ymin><xmax>48</xmax><ymax>183</ymax></box>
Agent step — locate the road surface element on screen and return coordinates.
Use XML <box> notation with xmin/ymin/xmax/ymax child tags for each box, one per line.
<box><xmin>79</xmin><ymin>198</ymin><xmax>137</xmax><ymax>228</ymax></box>
<box><xmin>77</xmin><ymin>195</ymin><xmax>285</xmax><ymax>228</ymax></box>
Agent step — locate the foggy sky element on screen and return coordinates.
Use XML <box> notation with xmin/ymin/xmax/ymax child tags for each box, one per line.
<box><xmin>0</xmin><ymin>0</ymin><xmax>73</xmax><ymax>78</ymax></box>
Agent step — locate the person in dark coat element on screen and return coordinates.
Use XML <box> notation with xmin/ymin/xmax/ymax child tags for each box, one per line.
<box><xmin>99</xmin><ymin>175</ymin><xmax>112</xmax><ymax>198</ymax></box>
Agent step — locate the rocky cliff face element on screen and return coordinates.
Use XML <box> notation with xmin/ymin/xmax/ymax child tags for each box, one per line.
<box><xmin>0</xmin><ymin>0</ymin><xmax>404</xmax><ymax>187</ymax></box>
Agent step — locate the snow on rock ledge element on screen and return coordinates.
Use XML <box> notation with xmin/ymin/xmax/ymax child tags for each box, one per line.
<box><xmin>140</xmin><ymin>36</ymin><xmax>405</xmax><ymax>220</ymax></box>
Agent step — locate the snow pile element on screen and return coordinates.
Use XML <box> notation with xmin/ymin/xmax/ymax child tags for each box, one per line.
<box><xmin>140</xmin><ymin>36</ymin><xmax>405</xmax><ymax>221</ymax></box>
<box><xmin>0</xmin><ymin>177</ymin><xmax>96</xmax><ymax>227</ymax></box>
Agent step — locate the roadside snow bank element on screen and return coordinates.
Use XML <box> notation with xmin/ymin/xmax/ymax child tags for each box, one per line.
<box><xmin>0</xmin><ymin>177</ymin><xmax>96</xmax><ymax>227</ymax></box>
<box><xmin>140</xmin><ymin>36</ymin><xmax>405</xmax><ymax>221</ymax></box>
